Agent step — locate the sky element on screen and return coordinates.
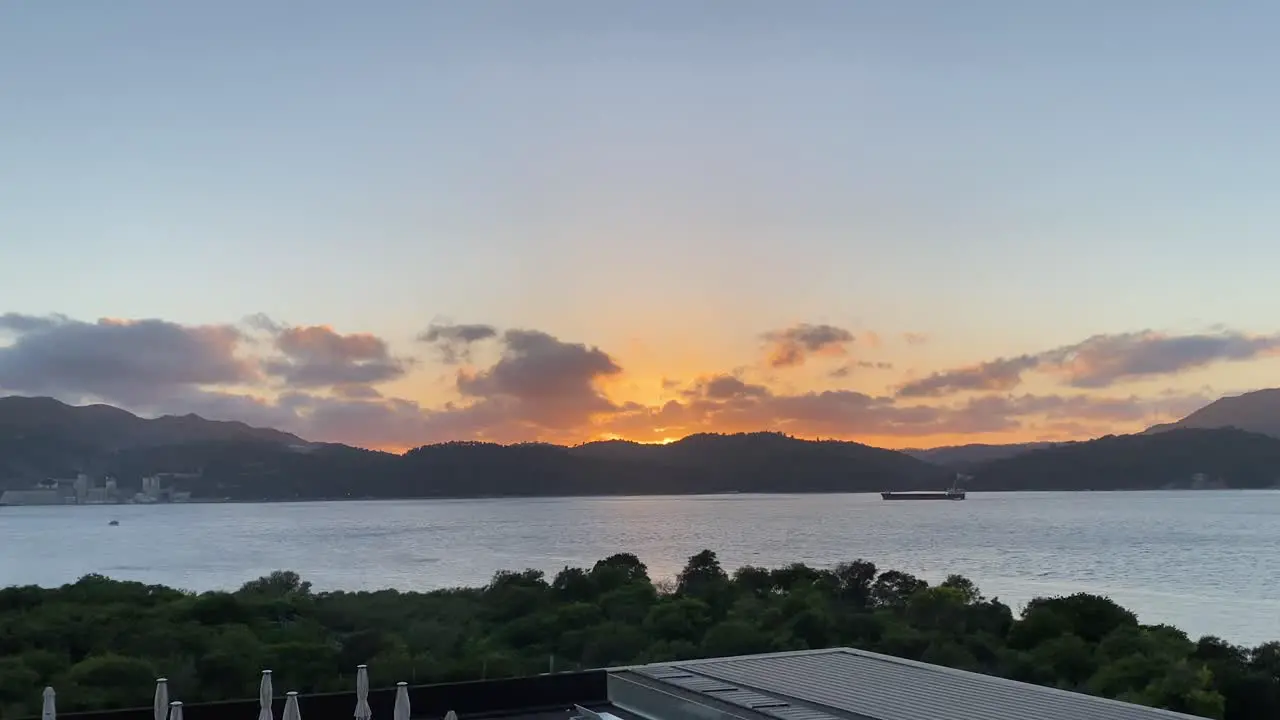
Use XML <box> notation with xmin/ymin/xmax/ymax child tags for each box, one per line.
<box><xmin>2</xmin><ymin>1</ymin><xmax>1279</xmax><ymax>450</ymax></box>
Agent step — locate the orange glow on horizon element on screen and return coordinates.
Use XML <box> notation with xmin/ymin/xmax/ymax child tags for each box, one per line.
<box><xmin>360</xmin><ymin>422</ymin><xmax>1130</xmax><ymax>455</ymax></box>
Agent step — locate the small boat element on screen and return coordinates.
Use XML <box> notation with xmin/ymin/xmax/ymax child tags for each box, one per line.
<box><xmin>882</xmin><ymin>474</ymin><xmax>969</xmax><ymax>501</ymax></box>
<box><xmin>108</xmin><ymin>520</ymin><xmax>119</xmax><ymax>526</ymax></box>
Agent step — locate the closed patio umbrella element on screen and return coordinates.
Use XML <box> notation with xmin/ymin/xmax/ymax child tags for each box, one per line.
<box><xmin>41</xmin><ymin>687</ymin><xmax>55</xmax><ymax>720</ymax></box>
<box><xmin>153</xmin><ymin>678</ymin><xmax>169</xmax><ymax>720</ymax></box>
<box><xmin>169</xmin><ymin>701</ymin><xmax>183</xmax><ymax>720</ymax></box>
<box><xmin>259</xmin><ymin>670</ymin><xmax>274</xmax><ymax>720</ymax></box>
<box><xmin>392</xmin><ymin>682</ymin><xmax>410</xmax><ymax>720</ymax></box>
<box><xmin>354</xmin><ymin>665</ymin><xmax>372</xmax><ymax>720</ymax></box>
<box><xmin>283</xmin><ymin>692</ymin><xmax>302</xmax><ymax>720</ymax></box>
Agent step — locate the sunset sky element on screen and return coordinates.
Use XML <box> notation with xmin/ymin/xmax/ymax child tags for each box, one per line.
<box><xmin>3</xmin><ymin>2</ymin><xmax>1279</xmax><ymax>450</ymax></box>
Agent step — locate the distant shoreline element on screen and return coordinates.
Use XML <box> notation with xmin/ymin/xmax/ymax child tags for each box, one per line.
<box><xmin>4</xmin><ymin>486</ymin><xmax>1276</xmax><ymax>509</ymax></box>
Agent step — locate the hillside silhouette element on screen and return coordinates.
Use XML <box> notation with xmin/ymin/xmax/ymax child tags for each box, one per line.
<box><xmin>4</xmin><ymin>395</ymin><xmax>1280</xmax><ymax>499</ymax></box>
<box><xmin>1146</xmin><ymin>388</ymin><xmax>1280</xmax><ymax>439</ymax></box>
<box><xmin>972</xmin><ymin>428</ymin><xmax>1280</xmax><ymax>490</ymax></box>
<box><xmin>902</xmin><ymin>441</ymin><xmax>1062</xmax><ymax>469</ymax></box>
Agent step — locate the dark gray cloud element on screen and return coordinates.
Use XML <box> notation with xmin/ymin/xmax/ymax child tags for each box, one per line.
<box><xmin>830</xmin><ymin>361</ymin><xmax>894</xmax><ymax>378</ymax></box>
<box><xmin>0</xmin><ymin>313</ymin><xmax>69</xmax><ymax>333</ymax></box>
<box><xmin>897</xmin><ymin>355</ymin><xmax>1040</xmax><ymax>398</ymax></box>
<box><xmin>1050</xmin><ymin>331</ymin><xmax>1280</xmax><ymax>388</ymax></box>
<box><xmin>684</xmin><ymin>374</ymin><xmax>771</xmax><ymax>400</ymax></box>
<box><xmin>0</xmin><ymin>314</ymin><xmax>257</xmax><ymax>406</ymax></box>
<box><xmin>896</xmin><ymin>329</ymin><xmax>1280</xmax><ymax>398</ymax></box>
<box><xmin>332</xmin><ymin>384</ymin><xmax>383</xmax><ymax>400</ymax></box>
<box><xmin>419</xmin><ymin>323</ymin><xmax>499</xmax><ymax>363</ymax></box>
<box><xmin>455</xmin><ymin>329</ymin><xmax>623</xmax><ymax>429</ymax></box>
<box><xmin>762</xmin><ymin>323</ymin><xmax>856</xmax><ymax>368</ymax></box>
<box><xmin>262</xmin><ymin>324</ymin><xmax>406</xmax><ymax>388</ymax></box>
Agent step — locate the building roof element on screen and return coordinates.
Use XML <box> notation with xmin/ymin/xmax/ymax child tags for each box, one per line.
<box><xmin>615</xmin><ymin>648</ymin><xmax>1208</xmax><ymax>720</ymax></box>
<box><xmin>29</xmin><ymin>649</ymin><xmax>1210</xmax><ymax>720</ymax></box>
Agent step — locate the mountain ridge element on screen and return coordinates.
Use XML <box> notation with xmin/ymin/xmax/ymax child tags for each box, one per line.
<box><xmin>5</xmin><ymin>393</ymin><xmax>1280</xmax><ymax>499</ymax></box>
<box><xmin>0</xmin><ymin>395</ymin><xmax>307</xmax><ymax>449</ymax></box>
<box><xmin>902</xmin><ymin>441</ymin><xmax>1066</xmax><ymax>469</ymax></box>
<box><xmin>1144</xmin><ymin>388</ymin><xmax>1280</xmax><ymax>439</ymax></box>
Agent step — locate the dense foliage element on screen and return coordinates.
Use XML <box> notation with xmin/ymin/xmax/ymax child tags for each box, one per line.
<box><xmin>1</xmin><ymin>552</ymin><xmax>1277</xmax><ymax>719</ymax></box>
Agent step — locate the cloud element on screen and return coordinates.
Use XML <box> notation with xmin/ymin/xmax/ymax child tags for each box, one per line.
<box><xmin>262</xmin><ymin>324</ymin><xmax>408</xmax><ymax>388</ymax></box>
<box><xmin>1049</xmin><ymin>331</ymin><xmax>1280</xmax><ymax>388</ymax></box>
<box><xmin>830</xmin><ymin>361</ymin><xmax>894</xmax><ymax>378</ymax></box>
<box><xmin>684</xmin><ymin>374</ymin><xmax>771</xmax><ymax>400</ymax></box>
<box><xmin>604</xmin><ymin>388</ymin><xmax>986</xmax><ymax>441</ymax></box>
<box><xmin>897</xmin><ymin>329</ymin><xmax>1280</xmax><ymax>397</ymax></box>
<box><xmin>902</xmin><ymin>332</ymin><xmax>929</xmax><ymax>345</ymax></box>
<box><xmin>600</xmin><ymin>387</ymin><xmax>1210</xmax><ymax>444</ymax></box>
<box><xmin>418</xmin><ymin>323</ymin><xmax>498</xmax><ymax>364</ymax></box>
<box><xmin>897</xmin><ymin>355</ymin><xmax>1041</xmax><ymax>398</ymax></box>
<box><xmin>762</xmin><ymin>323</ymin><xmax>856</xmax><ymax>368</ymax></box>
<box><xmin>0</xmin><ymin>311</ymin><xmax>1242</xmax><ymax>450</ymax></box>
<box><xmin>454</xmin><ymin>329</ymin><xmax>623</xmax><ymax>430</ymax></box>
<box><xmin>0</xmin><ymin>314</ymin><xmax>257</xmax><ymax>406</ymax></box>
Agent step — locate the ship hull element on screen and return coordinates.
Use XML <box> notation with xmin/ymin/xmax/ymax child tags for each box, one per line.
<box><xmin>880</xmin><ymin>492</ymin><xmax>966</xmax><ymax>500</ymax></box>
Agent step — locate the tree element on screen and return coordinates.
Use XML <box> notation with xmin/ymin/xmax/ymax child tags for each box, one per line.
<box><xmin>63</xmin><ymin>655</ymin><xmax>157</xmax><ymax>712</ymax></box>
<box><xmin>870</xmin><ymin>570</ymin><xmax>927</xmax><ymax>608</ymax></box>
<box><xmin>591</xmin><ymin>554</ymin><xmax>650</xmax><ymax>591</ymax></box>
<box><xmin>238</xmin><ymin>571</ymin><xmax>312</xmax><ymax>598</ymax></box>
<box><xmin>832</xmin><ymin>560</ymin><xmax>877</xmax><ymax>606</ymax></box>
<box><xmin>677</xmin><ymin>550</ymin><xmax>729</xmax><ymax>600</ymax></box>
<box><xmin>1</xmin><ymin>554</ymin><xmax>1274</xmax><ymax>719</ymax></box>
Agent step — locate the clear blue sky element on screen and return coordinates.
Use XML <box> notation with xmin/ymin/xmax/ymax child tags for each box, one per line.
<box><xmin>2</xmin><ymin>1</ymin><xmax>1278</xmax><ymax>446</ymax></box>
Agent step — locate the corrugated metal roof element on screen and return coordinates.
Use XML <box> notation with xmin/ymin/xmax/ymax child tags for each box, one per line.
<box><xmin>635</xmin><ymin>648</ymin><xmax>1209</xmax><ymax>720</ymax></box>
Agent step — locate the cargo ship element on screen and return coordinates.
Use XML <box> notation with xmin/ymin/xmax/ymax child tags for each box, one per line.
<box><xmin>881</xmin><ymin>474</ymin><xmax>969</xmax><ymax>501</ymax></box>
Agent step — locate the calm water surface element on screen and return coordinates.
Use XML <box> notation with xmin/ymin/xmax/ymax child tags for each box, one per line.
<box><xmin>3</xmin><ymin>491</ymin><xmax>1278</xmax><ymax>645</ymax></box>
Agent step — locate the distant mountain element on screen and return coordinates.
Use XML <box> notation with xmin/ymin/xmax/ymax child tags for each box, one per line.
<box><xmin>7</xmin><ymin>395</ymin><xmax>1279</xmax><ymax>500</ymax></box>
<box><xmin>384</xmin><ymin>432</ymin><xmax>952</xmax><ymax>498</ymax></box>
<box><xmin>0</xmin><ymin>396</ymin><xmax>306</xmax><ymax>448</ymax></box>
<box><xmin>971</xmin><ymin>427</ymin><xmax>1280</xmax><ymax>491</ymax></box>
<box><xmin>0</xmin><ymin>396</ymin><xmax>950</xmax><ymax>498</ymax></box>
<box><xmin>1146</xmin><ymin>388</ymin><xmax>1280</xmax><ymax>439</ymax></box>
<box><xmin>903</xmin><ymin>441</ymin><xmax>1063</xmax><ymax>469</ymax></box>
<box><xmin>0</xmin><ymin>395</ymin><xmax>308</xmax><ymax>484</ymax></box>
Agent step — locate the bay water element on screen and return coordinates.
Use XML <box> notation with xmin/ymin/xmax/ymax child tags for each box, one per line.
<box><xmin>2</xmin><ymin>490</ymin><xmax>1278</xmax><ymax>645</ymax></box>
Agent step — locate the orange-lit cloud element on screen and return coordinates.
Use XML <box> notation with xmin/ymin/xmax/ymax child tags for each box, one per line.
<box><xmin>0</xmin><ymin>312</ymin><xmax>1269</xmax><ymax>451</ymax></box>
<box><xmin>761</xmin><ymin>323</ymin><xmax>855</xmax><ymax>368</ymax></box>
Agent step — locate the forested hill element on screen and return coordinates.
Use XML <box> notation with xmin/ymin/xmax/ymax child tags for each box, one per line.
<box><xmin>903</xmin><ymin>441</ymin><xmax>1062</xmax><ymax>469</ymax></box>
<box><xmin>1146</xmin><ymin>388</ymin><xmax>1280</xmax><ymax>439</ymax></box>
<box><xmin>162</xmin><ymin>432</ymin><xmax>950</xmax><ymax>500</ymax></box>
<box><xmin>970</xmin><ymin>428</ymin><xmax>1280</xmax><ymax>491</ymax></box>
<box><xmin>0</xmin><ymin>405</ymin><xmax>951</xmax><ymax>499</ymax></box>
<box><xmin>7</xmin><ymin>396</ymin><xmax>1280</xmax><ymax>499</ymax></box>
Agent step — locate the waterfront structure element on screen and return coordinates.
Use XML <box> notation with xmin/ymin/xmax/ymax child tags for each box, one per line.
<box><xmin>0</xmin><ymin>474</ymin><xmax>82</xmax><ymax>506</ymax></box>
<box><xmin>26</xmin><ymin>648</ymin><xmax>1210</xmax><ymax>720</ymax></box>
<box><xmin>2</xmin><ymin>472</ymin><xmax>196</xmax><ymax>506</ymax></box>
<box><xmin>0</xmin><ymin>488</ymin><xmax>65</xmax><ymax>506</ymax></box>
